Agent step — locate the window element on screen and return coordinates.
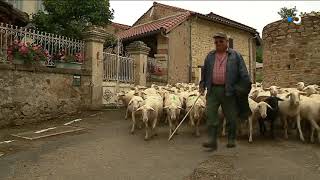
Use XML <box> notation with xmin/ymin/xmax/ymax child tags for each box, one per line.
<box><xmin>229</xmin><ymin>38</ymin><xmax>234</xmax><ymax>49</ymax></box>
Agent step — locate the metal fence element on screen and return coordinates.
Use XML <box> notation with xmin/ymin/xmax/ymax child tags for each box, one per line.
<box><xmin>0</xmin><ymin>23</ymin><xmax>84</xmax><ymax>65</ymax></box>
<box><xmin>103</xmin><ymin>52</ymin><xmax>135</xmax><ymax>83</ymax></box>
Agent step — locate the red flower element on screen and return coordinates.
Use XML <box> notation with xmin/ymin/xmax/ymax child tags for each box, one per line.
<box><xmin>18</xmin><ymin>41</ymin><xmax>24</xmax><ymax>47</ymax></box>
<box><xmin>19</xmin><ymin>45</ymin><xmax>29</xmax><ymax>55</ymax></box>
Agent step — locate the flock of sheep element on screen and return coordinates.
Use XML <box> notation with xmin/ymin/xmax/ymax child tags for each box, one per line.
<box><xmin>116</xmin><ymin>82</ymin><xmax>320</xmax><ymax>144</ymax></box>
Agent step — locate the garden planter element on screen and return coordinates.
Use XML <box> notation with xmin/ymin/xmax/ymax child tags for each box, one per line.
<box><xmin>54</xmin><ymin>62</ymin><xmax>82</xmax><ymax>70</ymax></box>
<box><xmin>12</xmin><ymin>58</ymin><xmax>24</xmax><ymax>65</ymax></box>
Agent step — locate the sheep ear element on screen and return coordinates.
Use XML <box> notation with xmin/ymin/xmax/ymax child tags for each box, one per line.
<box><xmin>128</xmin><ymin>100</ymin><xmax>133</xmax><ymax>106</ymax></box>
<box><xmin>299</xmin><ymin>91</ymin><xmax>307</xmax><ymax>95</ymax></box>
<box><xmin>177</xmin><ymin>106</ymin><xmax>182</xmax><ymax>109</ymax></box>
<box><xmin>200</xmin><ymin>104</ymin><xmax>206</xmax><ymax>108</ymax></box>
<box><xmin>276</xmin><ymin>97</ymin><xmax>284</xmax><ymax>101</ymax></box>
<box><xmin>135</xmin><ymin>107</ymin><xmax>142</xmax><ymax>112</ymax></box>
<box><xmin>163</xmin><ymin>106</ymin><xmax>168</xmax><ymax>110</ymax></box>
<box><xmin>147</xmin><ymin>107</ymin><xmax>155</xmax><ymax>111</ymax></box>
<box><xmin>266</xmin><ymin>103</ymin><xmax>273</xmax><ymax>110</ymax></box>
<box><xmin>285</xmin><ymin>93</ymin><xmax>291</xmax><ymax>98</ymax></box>
<box><xmin>264</xmin><ymin>87</ymin><xmax>271</xmax><ymax>90</ymax></box>
<box><xmin>302</xmin><ymin>87</ymin><xmax>308</xmax><ymax>91</ymax></box>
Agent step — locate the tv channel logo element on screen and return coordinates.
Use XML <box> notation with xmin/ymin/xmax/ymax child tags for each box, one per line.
<box><xmin>287</xmin><ymin>15</ymin><xmax>302</xmax><ymax>25</ymax></box>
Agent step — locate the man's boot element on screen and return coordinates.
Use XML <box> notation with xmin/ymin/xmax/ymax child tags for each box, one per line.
<box><xmin>202</xmin><ymin>126</ymin><xmax>218</xmax><ymax>151</ymax></box>
<box><xmin>226</xmin><ymin>132</ymin><xmax>236</xmax><ymax>148</ymax></box>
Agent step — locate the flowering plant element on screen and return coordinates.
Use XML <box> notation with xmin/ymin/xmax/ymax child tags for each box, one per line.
<box><xmin>53</xmin><ymin>49</ymin><xmax>84</xmax><ymax>63</ymax></box>
<box><xmin>7</xmin><ymin>40</ymin><xmax>50</xmax><ymax>63</ymax></box>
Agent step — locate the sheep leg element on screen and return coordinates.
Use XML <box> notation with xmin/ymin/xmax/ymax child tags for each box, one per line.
<box><xmin>168</xmin><ymin>117</ymin><xmax>173</xmax><ymax>138</ymax></box>
<box><xmin>258</xmin><ymin>118</ymin><xmax>265</xmax><ymax>136</ymax></box>
<box><xmin>189</xmin><ymin>110</ymin><xmax>195</xmax><ymax>126</ymax></box>
<box><xmin>270</xmin><ymin>120</ymin><xmax>275</xmax><ymax>139</ymax></box>
<box><xmin>310</xmin><ymin>126</ymin><xmax>315</xmax><ymax>143</ymax></box>
<box><xmin>130</xmin><ymin>111</ymin><xmax>136</xmax><ymax>134</ymax></box>
<box><xmin>174</xmin><ymin>120</ymin><xmax>179</xmax><ymax>135</ymax></box>
<box><xmin>125</xmin><ymin>108</ymin><xmax>129</xmax><ymax>120</ymax></box>
<box><xmin>296</xmin><ymin>116</ymin><xmax>305</xmax><ymax>142</ymax></box>
<box><xmin>283</xmin><ymin>116</ymin><xmax>289</xmax><ymax>139</ymax></box>
<box><xmin>222</xmin><ymin>118</ymin><xmax>226</xmax><ymax>137</ymax></box>
<box><xmin>248</xmin><ymin>116</ymin><xmax>253</xmax><ymax>143</ymax></box>
<box><xmin>195</xmin><ymin>117</ymin><xmax>201</xmax><ymax>137</ymax></box>
<box><xmin>144</xmin><ymin>121</ymin><xmax>149</xmax><ymax>140</ymax></box>
<box><xmin>307</xmin><ymin>118</ymin><xmax>320</xmax><ymax>143</ymax></box>
<box><xmin>152</xmin><ymin>115</ymin><xmax>158</xmax><ymax>137</ymax></box>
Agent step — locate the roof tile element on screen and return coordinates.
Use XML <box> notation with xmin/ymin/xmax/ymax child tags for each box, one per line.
<box><xmin>117</xmin><ymin>12</ymin><xmax>191</xmax><ymax>40</ymax></box>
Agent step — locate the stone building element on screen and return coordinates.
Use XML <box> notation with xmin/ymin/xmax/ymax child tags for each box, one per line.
<box><xmin>0</xmin><ymin>0</ymin><xmax>29</xmax><ymax>26</ymax></box>
<box><xmin>3</xmin><ymin>0</ymin><xmax>45</xmax><ymax>16</ymax></box>
<box><xmin>117</xmin><ymin>2</ymin><xmax>260</xmax><ymax>84</ymax></box>
<box><xmin>262</xmin><ymin>12</ymin><xmax>320</xmax><ymax>87</ymax></box>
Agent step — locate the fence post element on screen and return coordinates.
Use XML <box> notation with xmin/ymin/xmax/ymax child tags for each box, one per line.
<box><xmin>83</xmin><ymin>26</ymin><xmax>108</xmax><ymax>109</ymax></box>
<box><xmin>126</xmin><ymin>41</ymin><xmax>150</xmax><ymax>86</ymax></box>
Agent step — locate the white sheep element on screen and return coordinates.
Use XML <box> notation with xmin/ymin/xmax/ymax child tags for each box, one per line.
<box><xmin>278</xmin><ymin>91</ymin><xmax>305</xmax><ymax>141</ymax></box>
<box><xmin>116</xmin><ymin>90</ymin><xmax>135</xmax><ymax>107</ymax></box>
<box><xmin>309</xmin><ymin>94</ymin><xmax>320</xmax><ymax>101</ymax></box>
<box><xmin>185</xmin><ymin>94</ymin><xmax>205</xmax><ymax>137</ymax></box>
<box><xmin>136</xmin><ymin>94</ymin><xmax>163</xmax><ymax>140</ymax></box>
<box><xmin>299</xmin><ymin>96</ymin><xmax>320</xmax><ymax>143</ymax></box>
<box><xmin>303</xmin><ymin>85</ymin><xmax>320</xmax><ymax>96</ymax></box>
<box><xmin>163</xmin><ymin>93</ymin><xmax>182</xmax><ymax>137</ymax></box>
<box><xmin>296</xmin><ymin>82</ymin><xmax>305</xmax><ymax>91</ymax></box>
<box><xmin>127</xmin><ymin>96</ymin><xmax>144</xmax><ymax>134</ymax></box>
<box><xmin>264</xmin><ymin>85</ymin><xmax>281</xmax><ymax>97</ymax></box>
<box><xmin>248</xmin><ymin>98</ymin><xmax>272</xmax><ymax>143</ymax></box>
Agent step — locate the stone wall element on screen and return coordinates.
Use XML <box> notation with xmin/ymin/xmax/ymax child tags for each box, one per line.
<box><xmin>191</xmin><ymin>18</ymin><xmax>255</xmax><ymax>83</ymax></box>
<box><xmin>262</xmin><ymin>13</ymin><xmax>320</xmax><ymax>87</ymax></box>
<box><xmin>0</xmin><ymin>64</ymin><xmax>91</xmax><ymax>128</ymax></box>
<box><xmin>168</xmin><ymin>20</ymin><xmax>191</xmax><ymax>84</ymax></box>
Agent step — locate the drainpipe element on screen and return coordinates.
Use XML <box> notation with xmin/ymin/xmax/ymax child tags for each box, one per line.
<box><xmin>248</xmin><ymin>34</ymin><xmax>258</xmax><ymax>82</ymax></box>
<box><xmin>189</xmin><ymin>19</ymin><xmax>192</xmax><ymax>83</ymax></box>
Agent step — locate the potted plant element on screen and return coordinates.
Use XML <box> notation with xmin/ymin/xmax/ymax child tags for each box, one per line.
<box><xmin>7</xmin><ymin>40</ymin><xmax>50</xmax><ymax>66</ymax></box>
<box><xmin>54</xmin><ymin>50</ymin><xmax>83</xmax><ymax>70</ymax></box>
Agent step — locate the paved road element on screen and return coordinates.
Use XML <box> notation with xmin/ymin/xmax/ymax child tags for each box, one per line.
<box><xmin>0</xmin><ymin>109</ymin><xmax>319</xmax><ymax>180</ymax></box>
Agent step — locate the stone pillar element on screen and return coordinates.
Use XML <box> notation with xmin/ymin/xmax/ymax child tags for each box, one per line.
<box><xmin>126</xmin><ymin>41</ymin><xmax>150</xmax><ymax>86</ymax></box>
<box><xmin>83</xmin><ymin>26</ymin><xmax>108</xmax><ymax>109</ymax></box>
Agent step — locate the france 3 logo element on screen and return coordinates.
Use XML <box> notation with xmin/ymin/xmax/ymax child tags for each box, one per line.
<box><xmin>287</xmin><ymin>15</ymin><xmax>302</xmax><ymax>25</ymax></box>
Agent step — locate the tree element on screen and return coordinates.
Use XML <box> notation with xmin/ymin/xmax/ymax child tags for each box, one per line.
<box><xmin>32</xmin><ymin>0</ymin><xmax>114</xmax><ymax>39</ymax></box>
<box><xmin>256</xmin><ymin>46</ymin><xmax>263</xmax><ymax>63</ymax></box>
<box><xmin>278</xmin><ymin>6</ymin><xmax>298</xmax><ymax>19</ymax></box>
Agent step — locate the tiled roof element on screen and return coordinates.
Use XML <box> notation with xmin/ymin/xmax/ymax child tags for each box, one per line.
<box><xmin>203</xmin><ymin>12</ymin><xmax>256</xmax><ymax>33</ymax></box>
<box><xmin>118</xmin><ymin>2</ymin><xmax>258</xmax><ymax>40</ymax></box>
<box><xmin>118</xmin><ymin>12</ymin><xmax>191</xmax><ymax>40</ymax></box>
<box><xmin>112</xmin><ymin>22</ymin><xmax>131</xmax><ymax>31</ymax></box>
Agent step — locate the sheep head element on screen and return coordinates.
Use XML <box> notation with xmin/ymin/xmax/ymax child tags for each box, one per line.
<box><xmin>136</xmin><ymin>105</ymin><xmax>155</xmax><ymax>123</ymax></box>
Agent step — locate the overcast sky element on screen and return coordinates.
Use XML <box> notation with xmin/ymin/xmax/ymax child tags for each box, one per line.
<box><xmin>109</xmin><ymin>0</ymin><xmax>320</xmax><ymax>35</ymax></box>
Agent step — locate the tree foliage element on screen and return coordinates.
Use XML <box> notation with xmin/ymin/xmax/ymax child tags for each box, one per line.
<box><xmin>278</xmin><ymin>6</ymin><xmax>298</xmax><ymax>19</ymax></box>
<box><xmin>256</xmin><ymin>46</ymin><xmax>263</xmax><ymax>63</ymax></box>
<box><xmin>31</xmin><ymin>0</ymin><xmax>114</xmax><ymax>39</ymax></box>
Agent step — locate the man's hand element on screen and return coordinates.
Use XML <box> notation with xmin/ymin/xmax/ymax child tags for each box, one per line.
<box><xmin>199</xmin><ymin>87</ymin><xmax>205</xmax><ymax>95</ymax></box>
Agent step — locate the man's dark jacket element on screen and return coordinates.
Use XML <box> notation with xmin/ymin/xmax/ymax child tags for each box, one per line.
<box><xmin>199</xmin><ymin>48</ymin><xmax>252</xmax><ymax>119</ymax></box>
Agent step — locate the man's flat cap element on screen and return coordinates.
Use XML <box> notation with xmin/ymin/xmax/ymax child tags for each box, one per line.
<box><xmin>213</xmin><ymin>32</ymin><xmax>228</xmax><ymax>39</ymax></box>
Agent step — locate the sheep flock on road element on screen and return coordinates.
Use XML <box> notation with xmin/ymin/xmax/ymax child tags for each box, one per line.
<box><xmin>116</xmin><ymin>81</ymin><xmax>320</xmax><ymax>144</ymax></box>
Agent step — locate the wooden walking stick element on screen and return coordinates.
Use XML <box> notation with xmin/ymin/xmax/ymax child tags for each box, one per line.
<box><xmin>168</xmin><ymin>94</ymin><xmax>201</xmax><ymax>141</ymax></box>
